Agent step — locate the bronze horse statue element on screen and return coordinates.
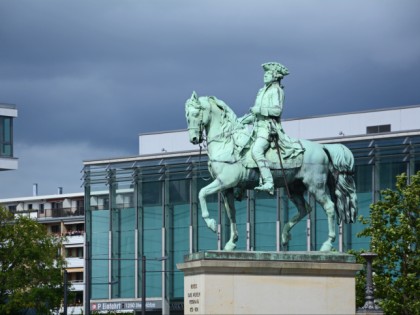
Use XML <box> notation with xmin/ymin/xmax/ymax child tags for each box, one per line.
<box><xmin>185</xmin><ymin>92</ymin><xmax>357</xmax><ymax>251</ymax></box>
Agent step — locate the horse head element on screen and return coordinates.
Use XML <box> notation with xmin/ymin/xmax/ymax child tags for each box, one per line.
<box><xmin>185</xmin><ymin>91</ymin><xmax>210</xmax><ymax>145</ymax></box>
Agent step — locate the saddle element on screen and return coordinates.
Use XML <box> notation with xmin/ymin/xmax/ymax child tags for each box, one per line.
<box><xmin>232</xmin><ymin>127</ymin><xmax>304</xmax><ymax>170</ymax></box>
<box><xmin>241</xmin><ymin>144</ymin><xmax>304</xmax><ymax>170</ymax></box>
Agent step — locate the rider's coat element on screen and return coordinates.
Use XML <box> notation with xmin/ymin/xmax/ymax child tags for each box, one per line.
<box><xmin>251</xmin><ymin>82</ymin><xmax>304</xmax><ymax>160</ymax></box>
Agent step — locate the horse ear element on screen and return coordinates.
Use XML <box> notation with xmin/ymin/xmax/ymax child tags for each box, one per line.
<box><xmin>191</xmin><ymin>91</ymin><xmax>198</xmax><ymax>100</ymax></box>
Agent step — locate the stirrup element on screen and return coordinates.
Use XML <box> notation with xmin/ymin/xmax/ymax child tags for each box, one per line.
<box><xmin>255</xmin><ymin>182</ymin><xmax>274</xmax><ymax>195</ymax></box>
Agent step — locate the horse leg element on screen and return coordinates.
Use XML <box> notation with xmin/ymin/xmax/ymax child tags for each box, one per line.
<box><xmin>221</xmin><ymin>189</ymin><xmax>238</xmax><ymax>251</ymax></box>
<box><xmin>313</xmin><ymin>192</ymin><xmax>336</xmax><ymax>251</ymax></box>
<box><xmin>198</xmin><ymin>178</ymin><xmax>224</xmax><ymax>233</ymax></box>
<box><xmin>301</xmin><ymin>160</ymin><xmax>336</xmax><ymax>251</ymax></box>
<box><xmin>282</xmin><ymin>191</ymin><xmax>311</xmax><ymax>246</ymax></box>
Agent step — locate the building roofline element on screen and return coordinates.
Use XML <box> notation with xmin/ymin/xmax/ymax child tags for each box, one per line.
<box><xmin>0</xmin><ymin>103</ymin><xmax>17</xmax><ymax>110</ymax></box>
<box><xmin>282</xmin><ymin>103</ymin><xmax>420</xmax><ymax>122</ymax></box>
<box><xmin>139</xmin><ymin>128</ymin><xmax>189</xmax><ymax>137</ymax></box>
<box><xmin>0</xmin><ymin>192</ymin><xmax>84</xmax><ymax>203</ymax></box>
<box><xmin>314</xmin><ymin>128</ymin><xmax>420</xmax><ymax>143</ymax></box>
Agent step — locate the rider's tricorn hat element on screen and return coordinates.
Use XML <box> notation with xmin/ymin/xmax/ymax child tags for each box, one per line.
<box><xmin>262</xmin><ymin>62</ymin><xmax>289</xmax><ymax>77</ymax></box>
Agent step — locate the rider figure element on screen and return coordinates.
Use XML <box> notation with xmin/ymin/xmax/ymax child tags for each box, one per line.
<box><xmin>240</xmin><ymin>62</ymin><xmax>290</xmax><ymax>194</ymax></box>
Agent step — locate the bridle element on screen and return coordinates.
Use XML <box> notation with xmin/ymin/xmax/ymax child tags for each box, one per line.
<box><xmin>187</xmin><ymin>103</ymin><xmax>206</xmax><ymax>143</ymax></box>
<box><xmin>187</xmin><ymin>104</ymin><xmax>211</xmax><ymax>180</ymax></box>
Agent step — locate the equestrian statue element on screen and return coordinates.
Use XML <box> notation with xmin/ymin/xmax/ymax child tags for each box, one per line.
<box><xmin>185</xmin><ymin>62</ymin><xmax>358</xmax><ymax>251</ymax></box>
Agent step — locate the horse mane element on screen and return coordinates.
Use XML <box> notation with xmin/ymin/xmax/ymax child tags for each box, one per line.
<box><xmin>207</xmin><ymin>96</ymin><xmax>240</xmax><ymax>134</ymax></box>
<box><xmin>186</xmin><ymin>94</ymin><xmax>246</xmax><ymax>153</ymax></box>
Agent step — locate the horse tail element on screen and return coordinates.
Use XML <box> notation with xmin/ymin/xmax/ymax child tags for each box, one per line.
<box><xmin>323</xmin><ymin>144</ymin><xmax>358</xmax><ymax>224</ymax></box>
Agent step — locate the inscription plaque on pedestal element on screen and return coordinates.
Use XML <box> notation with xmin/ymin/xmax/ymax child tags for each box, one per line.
<box><xmin>185</xmin><ymin>279</ymin><xmax>202</xmax><ymax>313</ymax></box>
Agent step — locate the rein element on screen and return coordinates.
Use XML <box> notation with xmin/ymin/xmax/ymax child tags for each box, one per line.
<box><xmin>197</xmin><ymin>142</ymin><xmax>212</xmax><ymax>181</ymax></box>
<box><xmin>197</xmin><ymin>121</ymin><xmax>211</xmax><ymax>181</ymax></box>
<box><xmin>190</xmin><ymin>100</ymin><xmax>242</xmax><ymax>179</ymax></box>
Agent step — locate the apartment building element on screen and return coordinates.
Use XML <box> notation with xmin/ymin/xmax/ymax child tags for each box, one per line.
<box><xmin>0</xmin><ymin>189</ymin><xmax>85</xmax><ymax>314</ymax></box>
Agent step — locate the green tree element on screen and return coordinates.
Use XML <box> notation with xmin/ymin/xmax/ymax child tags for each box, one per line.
<box><xmin>0</xmin><ymin>206</ymin><xmax>65</xmax><ymax>314</ymax></box>
<box><xmin>356</xmin><ymin>172</ymin><xmax>420</xmax><ymax>315</ymax></box>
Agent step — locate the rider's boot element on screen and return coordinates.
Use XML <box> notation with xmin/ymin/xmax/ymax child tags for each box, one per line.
<box><xmin>255</xmin><ymin>165</ymin><xmax>274</xmax><ymax>195</ymax></box>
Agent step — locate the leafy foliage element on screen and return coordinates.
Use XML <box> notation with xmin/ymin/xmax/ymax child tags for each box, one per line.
<box><xmin>0</xmin><ymin>207</ymin><xmax>65</xmax><ymax>314</ymax></box>
<box><xmin>355</xmin><ymin>172</ymin><xmax>420</xmax><ymax>315</ymax></box>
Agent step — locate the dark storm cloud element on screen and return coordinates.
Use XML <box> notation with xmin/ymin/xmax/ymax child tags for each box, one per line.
<box><xmin>0</xmin><ymin>0</ymin><xmax>420</xmax><ymax>197</ymax></box>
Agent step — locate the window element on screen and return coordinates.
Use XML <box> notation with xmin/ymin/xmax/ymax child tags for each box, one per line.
<box><xmin>366</xmin><ymin>124</ymin><xmax>391</xmax><ymax>134</ymax></box>
<box><xmin>69</xmin><ymin>290</ymin><xmax>83</xmax><ymax>306</ymax></box>
<box><xmin>75</xmin><ymin>199</ymin><xmax>84</xmax><ymax>215</ymax></box>
<box><xmin>51</xmin><ymin>201</ymin><xmax>63</xmax><ymax>209</ymax></box>
<box><xmin>143</xmin><ymin>181</ymin><xmax>162</xmax><ymax>206</ymax></box>
<box><xmin>169</xmin><ymin>180</ymin><xmax>189</xmax><ymax>204</ymax></box>
<box><xmin>51</xmin><ymin>225</ymin><xmax>61</xmax><ymax>234</ymax></box>
<box><xmin>91</xmin><ymin>195</ymin><xmax>109</xmax><ymax>210</ymax></box>
<box><xmin>68</xmin><ymin>272</ymin><xmax>83</xmax><ymax>282</ymax></box>
<box><xmin>39</xmin><ymin>204</ymin><xmax>44</xmax><ymax>214</ymax></box>
<box><xmin>115</xmin><ymin>193</ymin><xmax>133</xmax><ymax>209</ymax></box>
<box><xmin>0</xmin><ymin>116</ymin><xmax>13</xmax><ymax>157</ymax></box>
<box><xmin>66</xmin><ymin>247</ymin><xmax>83</xmax><ymax>258</ymax></box>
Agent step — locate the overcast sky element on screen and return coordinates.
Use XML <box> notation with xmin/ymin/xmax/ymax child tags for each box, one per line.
<box><xmin>1</xmin><ymin>0</ymin><xmax>419</xmax><ymax>198</ymax></box>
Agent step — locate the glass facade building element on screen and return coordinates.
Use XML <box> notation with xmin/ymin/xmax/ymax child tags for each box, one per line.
<box><xmin>84</xmin><ymin>129</ymin><xmax>420</xmax><ymax>314</ymax></box>
<box><xmin>0</xmin><ymin>103</ymin><xmax>17</xmax><ymax>171</ymax></box>
<box><xmin>0</xmin><ymin>115</ymin><xmax>13</xmax><ymax>157</ymax></box>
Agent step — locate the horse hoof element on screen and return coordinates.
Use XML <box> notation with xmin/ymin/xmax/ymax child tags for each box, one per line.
<box><xmin>224</xmin><ymin>242</ymin><xmax>236</xmax><ymax>251</ymax></box>
<box><xmin>320</xmin><ymin>242</ymin><xmax>333</xmax><ymax>252</ymax></box>
<box><xmin>205</xmin><ymin>218</ymin><xmax>217</xmax><ymax>233</ymax></box>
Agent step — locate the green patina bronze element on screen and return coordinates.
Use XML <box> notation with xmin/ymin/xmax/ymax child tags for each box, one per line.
<box><xmin>185</xmin><ymin>250</ymin><xmax>357</xmax><ymax>264</ymax></box>
<box><xmin>239</xmin><ymin>62</ymin><xmax>304</xmax><ymax>194</ymax></box>
<box><xmin>185</xmin><ymin>62</ymin><xmax>358</xmax><ymax>252</ymax></box>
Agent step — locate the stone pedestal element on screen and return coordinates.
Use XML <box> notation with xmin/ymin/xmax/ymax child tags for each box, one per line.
<box><xmin>177</xmin><ymin>251</ymin><xmax>362</xmax><ymax>315</ymax></box>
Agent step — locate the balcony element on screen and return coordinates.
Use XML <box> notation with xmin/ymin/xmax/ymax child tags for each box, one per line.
<box><xmin>70</xmin><ymin>281</ymin><xmax>84</xmax><ymax>292</ymax></box>
<box><xmin>37</xmin><ymin>207</ymin><xmax>84</xmax><ymax>219</ymax></box>
<box><xmin>67</xmin><ymin>306</ymin><xmax>83</xmax><ymax>314</ymax></box>
<box><xmin>0</xmin><ymin>156</ymin><xmax>18</xmax><ymax>170</ymax></box>
<box><xmin>63</xmin><ymin>231</ymin><xmax>85</xmax><ymax>245</ymax></box>
<box><xmin>66</xmin><ymin>257</ymin><xmax>84</xmax><ymax>268</ymax></box>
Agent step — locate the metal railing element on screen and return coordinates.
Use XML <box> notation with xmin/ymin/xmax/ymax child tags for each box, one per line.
<box><xmin>10</xmin><ymin>207</ymin><xmax>85</xmax><ymax>219</ymax></box>
<box><xmin>37</xmin><ymin>207</ymin><xmax>85</xmax><ymax>219</ymax></box>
